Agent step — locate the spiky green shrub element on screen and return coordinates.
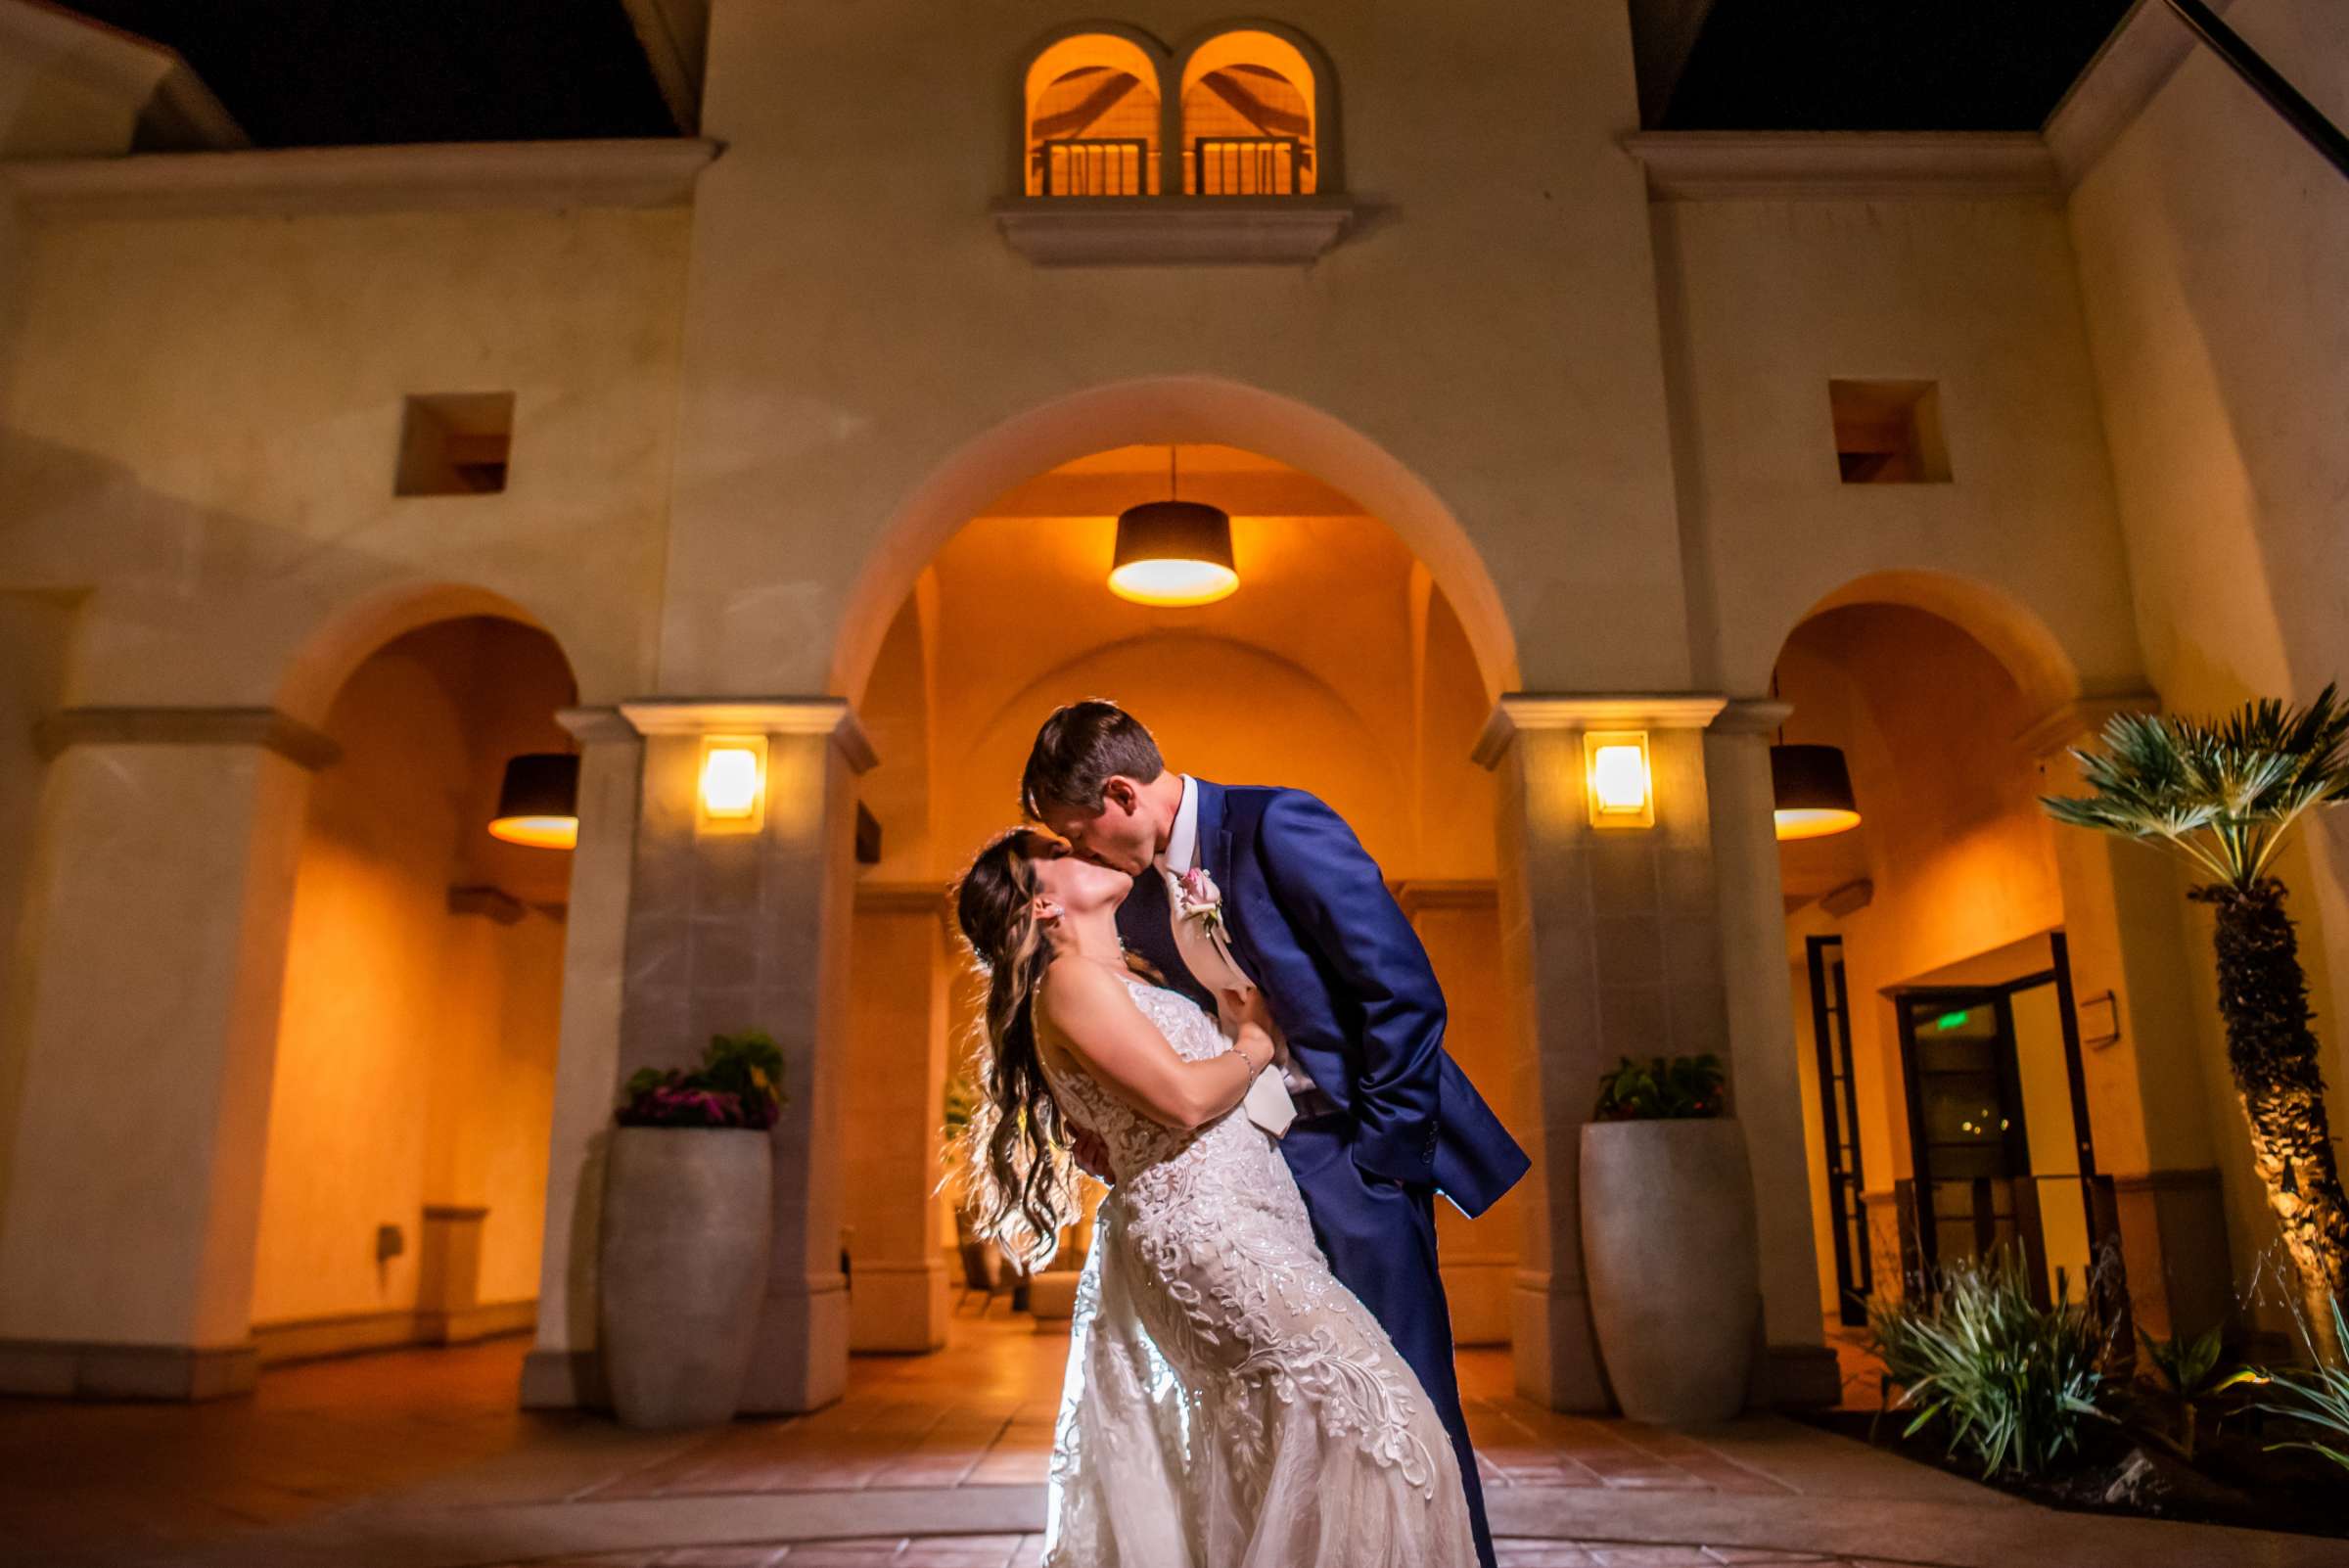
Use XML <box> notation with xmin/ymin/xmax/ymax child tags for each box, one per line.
<box><xmin>1867</xmin><ymin>1251</ymin><xmax>2112</xmax><ymax>1479</ymax></box>
<box><xmin>2249</xmin><ymin>1294</ymin><xmax>2349</xmax><ymax>1473</ymax></box>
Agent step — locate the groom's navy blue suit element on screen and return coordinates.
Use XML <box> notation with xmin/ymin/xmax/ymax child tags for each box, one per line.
<box><xmin>1116</xmin><ymin>778</ymin><xmax>1529</xmax><ymax>1568</ymax></box>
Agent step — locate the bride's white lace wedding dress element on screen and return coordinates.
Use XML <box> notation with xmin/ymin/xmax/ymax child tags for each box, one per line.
<box><xmin>1035</xmin><ymin>970</ymin><xmax>1478</xmax><ymax>1568</ymax></box>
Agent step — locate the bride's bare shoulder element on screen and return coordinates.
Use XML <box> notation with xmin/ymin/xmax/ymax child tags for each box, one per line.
<box><xmin>1036</xmin><ymin>956</ymin><xmax>1138</xmax><ymax>1037</ymax></box>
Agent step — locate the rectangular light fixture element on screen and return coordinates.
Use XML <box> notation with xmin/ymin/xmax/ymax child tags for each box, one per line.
<box><xmin>697</xmin><ymin>735</ymin><xmax>766</xmax><ymax>834</ymax></box>
<box><xmin>1584</xmin><ymin>730</ymin><xmax>1653</xmax><ymax>829</ymax></box>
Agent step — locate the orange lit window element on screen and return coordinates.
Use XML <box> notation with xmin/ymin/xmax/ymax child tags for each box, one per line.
<box><xmin>1025</xmin><ymin>35</ymin><xmax>1162</xmax><ymax>197</ymax></box>
<box><xmin>1180</xmin><ymin>31</ymin><xmax>1317</xmax><ymax>196</ymax></box>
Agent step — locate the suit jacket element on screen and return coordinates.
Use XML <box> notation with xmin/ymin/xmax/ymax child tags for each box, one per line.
<box><xmin>1116</xmin><ymin>778</ymin><xmax>1530</xmax><ymax>1219</ymax></box>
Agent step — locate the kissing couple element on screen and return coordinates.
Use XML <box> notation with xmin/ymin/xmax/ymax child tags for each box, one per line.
<box><xmin>951</xmin><ymin>699</ymin><xmax>1530</xmax><ymax>1567</ymax></box>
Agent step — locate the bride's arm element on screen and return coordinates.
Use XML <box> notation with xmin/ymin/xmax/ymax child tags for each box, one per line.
<box><xmin>1039</xmin><ymin>962</ymin><xmax>1269</xmax><ymax>1130</ymax></box>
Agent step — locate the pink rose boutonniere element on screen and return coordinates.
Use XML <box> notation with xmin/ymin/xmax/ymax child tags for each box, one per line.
<box><xmin>1174</xmin><ymin>866</ymin><xmax>1225</xmax><ymax>936</ymax></box>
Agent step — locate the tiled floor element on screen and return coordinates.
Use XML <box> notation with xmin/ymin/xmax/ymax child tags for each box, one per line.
<box><xmin>571</xmin><ymin>1297</ymin><xmax>1795</xmax><ymax>1503</ymax></box>
<box><xmin>471</xmin><ymin>1540</ymin><xmax>1910</xmax><ymax>1567</ymax></box>
<box><xmin>2</xmin><ymin>1296</ymin><xmax>2326</xmax><ymax>1568</ymax></box>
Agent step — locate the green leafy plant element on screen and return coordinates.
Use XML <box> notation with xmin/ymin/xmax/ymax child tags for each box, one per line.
<box><xmin>2041</xmin><ymin>686</ymin><xmax>2349</xmax><ymax>1361</ymax></box>
<box><xmin>1591</xmin><ymin>1052</ymin><xmax>1725</xmax><ymax>1121</ymax></box>
<box><xmin>1866</xmin><ymin>1250</ymin><xmax>2113</xmax><ymax>1479</ymax></box>
<box><xmin>2134</xmin><ymin>1323</ymin><xmax>2257</xmax><ymax>1460</ymax></box>
<box><xmin>617</xmin><ymin>1029</ymin><xmax>786</xmax><ymax>1130</ymax></box>
<box><xmin>2243</xmin><ymin>1294</ymin><xmax>2349</xmax><ymax>1474</ymax></box>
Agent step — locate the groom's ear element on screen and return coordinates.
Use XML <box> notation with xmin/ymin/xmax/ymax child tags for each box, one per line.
<box><xmin>1098</xmin><ymin>775</ymin><xmax>1139</xmax><ymax>815</ymax></box>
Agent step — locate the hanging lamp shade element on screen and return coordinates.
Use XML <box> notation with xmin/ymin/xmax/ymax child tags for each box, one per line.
<box><xmin>1109</xmin><ymin>447</ymin><xmax>1238</xmax><ymax>607</ymax></box>
<box><xmin>488</xmin><ymin>752</ymin><xmax>580</xmax><ymax>849</ymax></box>
<box><xmin>1109</xmin><ymin>499</ymin><xmax>1237</xmax><ymax>607</ymax></box>
<box><xmin>1771</xmin><ymin>743</ymin><xmax>1861</xmax><ymax>840</ymax></box>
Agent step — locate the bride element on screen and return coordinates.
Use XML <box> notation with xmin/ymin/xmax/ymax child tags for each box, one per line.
<box><xmin>952</xmin><ymin>826</ymin><xmax>1479</xmax><ymax>1568</ymax></box>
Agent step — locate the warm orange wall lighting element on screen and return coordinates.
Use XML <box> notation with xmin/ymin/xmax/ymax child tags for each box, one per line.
<box><xmin>1585</xmin><ymin>730</ymin><xmax>1654</xmax><ymax>829</ymax></box>
<box><xmin>698</xmin><ymin>736</ymin><xmax>767</xmax><ymax>834</ymax></box>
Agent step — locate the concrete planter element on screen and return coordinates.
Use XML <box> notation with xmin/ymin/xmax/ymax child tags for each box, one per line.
<box><xmin>1580</xmin><ymin>1117</ymin><xmax>1760</xmax><ymax>1424</ymax></box>
<box><xmin>598</xmin><ymin>1125</ymin><xmax>772</xmax><ymax>1429</ymax></box>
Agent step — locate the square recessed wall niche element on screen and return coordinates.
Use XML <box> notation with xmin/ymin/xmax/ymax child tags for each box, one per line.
<box><xmin>1829</xmin><ymin>379</ymin><xmax>1950</xmax><ymax>484</ymax></box>
<box><xmin>395</xmin><ymin>392</ymin><xmax>514</xmax><ymax>495</ymax></box>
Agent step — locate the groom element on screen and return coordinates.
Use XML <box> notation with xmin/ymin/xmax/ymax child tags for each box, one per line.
<box><xmin>1023</xmin><ymin>699</ymin><xmax>1529</xmax><ymax>1568</ymax></box>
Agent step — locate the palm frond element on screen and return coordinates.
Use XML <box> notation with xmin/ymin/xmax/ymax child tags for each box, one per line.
<box><xmin>2040</xmin><ymin>684</ymin><xmax>2349</xmax><ymax>889</ymax></box>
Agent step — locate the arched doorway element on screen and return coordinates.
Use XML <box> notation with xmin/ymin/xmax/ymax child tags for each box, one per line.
<box><xmin>251</xmin><ymin>610</ymin><xmax>580</xmax><ymax>1365</ymax></box>
<box><xmin>838</xmin><ymin>438</ymin><xmax>1527</xmax><ymax>1377</ymax></box>
<box><xmin>1766</xmin><ymin>577</ymin><xmax>2230</xmax><ymax>1357</ymax></box>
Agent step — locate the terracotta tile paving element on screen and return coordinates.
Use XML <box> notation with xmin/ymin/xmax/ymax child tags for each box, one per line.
<box><xmin>472</xmin><ymin>1540</ymin><xmax>1899</xmax><ymax>1567</ymax></box>
<box><xmin>575</xmin><ymin>1298</ymin><xmax>1794</xmax><ymax>1503</ymax></box>
<box><xmin>0</xmin><ymin>1292</ymin><xmax>1890</xmax><ymax>1565</ymax></box>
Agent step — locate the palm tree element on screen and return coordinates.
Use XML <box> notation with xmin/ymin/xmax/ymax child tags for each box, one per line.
<box><xmin>2041</xmin><ymin>683</ymin><xmax>2349</xmax><ymax>1364</ymax></box>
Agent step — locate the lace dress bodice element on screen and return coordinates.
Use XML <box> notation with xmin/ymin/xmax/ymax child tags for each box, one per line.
<box><xmin>1033</xmin><ymin>970</ymin><xmax>1475</xmax><ymax>1567</ymax></box>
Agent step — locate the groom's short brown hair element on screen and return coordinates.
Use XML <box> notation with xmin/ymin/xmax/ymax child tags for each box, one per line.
<box><xmin>1022</xmin><ymin>700</ymin><xmax>1164</xmax><ymax>818</ymax></box>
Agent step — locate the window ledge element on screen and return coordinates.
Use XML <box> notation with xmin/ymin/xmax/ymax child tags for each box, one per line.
<box><xmin>990</xmin><ymin>195</ymin><xmax>1358</xmax><ymax>266</ymax></box>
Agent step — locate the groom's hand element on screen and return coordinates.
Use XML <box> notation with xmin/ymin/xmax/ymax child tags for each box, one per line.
<box><xmin>1069</xmin><ymin>1123</ymin><xmax>1115</xmax><ymax>1184</ymax></box>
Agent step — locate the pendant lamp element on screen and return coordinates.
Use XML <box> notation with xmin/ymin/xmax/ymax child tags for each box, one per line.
<box><xmin>488</xmin><ymin>752</ymin><xmax>580</xmax><ymax>849</ymax></box>
<box><xmin>1109</xmin><ymin>447</ymin><xmax>1238</xmax><ymax>607</ymax></box>
<box><xmin>1769</xmin><ymin>670</ymin><xmax>1861</xmax><ymax>840</ymax></box>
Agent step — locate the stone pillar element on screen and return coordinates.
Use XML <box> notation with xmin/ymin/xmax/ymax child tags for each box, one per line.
<box><xmin>520</xmin><ymin>706</ymin><xmax>643</xmax><ymax>1408</ymax></box>
<box><xmin>1398</xmin><ymin>879</ymin><xmax>1516</xmax><ymax>1347</ymax></box>
<box><xmin>1705</xmin><ymin>702</ymin><xmax>1841</xmax><ymax>1407</ymax></box>
<box><xmin>844</xmin><ymin>883</ymin><xmax>951</xmax><ymax>1353</ymax></box>
<box><xmin>1477</xmin><ymin>693</ymin><xmax>1739</xmax><ymax>1412</ymax></box>
<box><xmin>2022</xmin><ymin>697</ymin><xmax>2232</xmax><ymax>1340</ymax></box>
<box><xmin>0</xmin><ymin>708</ymin><xmax>332</xmax><ymax>1399</ymax></box>
<box><xmin>613</xmin><ymin>697</ymin><xmax>873</xmax><ymax>1413</ymax></box>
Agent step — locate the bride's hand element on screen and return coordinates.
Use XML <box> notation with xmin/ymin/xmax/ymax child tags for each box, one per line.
<box><xmin>1223</xmin><ymin>984</ymin><xmax>1276</xmax><ymax>1036</ymax></box>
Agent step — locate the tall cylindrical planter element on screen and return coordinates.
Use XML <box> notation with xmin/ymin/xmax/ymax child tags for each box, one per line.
<box><xmin>1581</xmin><ymin>1118</ymin><xmax>1761</xmax><ymax>1424</ymax></box>
<box><xmin>599</xmin><ymin>1125</ymin><xmax>772</xmax><ymax>1429</ymax></box>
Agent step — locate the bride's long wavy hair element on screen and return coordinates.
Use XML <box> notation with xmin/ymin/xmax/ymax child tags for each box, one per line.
<box><xmin>951</xmin><ymin>829</ymin><xmax>1079</xmax><ymax>1269</ymax></box>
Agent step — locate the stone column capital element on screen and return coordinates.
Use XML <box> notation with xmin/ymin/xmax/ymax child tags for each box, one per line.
<box><xmin>554</xmin><ymin>705</ymin><xmax>639</xmax><ymax>746</ymax></box>
<box><xmin>30</xmin><ymin>705</ymin><xmax>342</xmax><ymax>770</ymax></box>
<box><xmin>616</xmin><ymin>695</ymin><xmax>878</xmax><ymax>774</ymax></box>
<box><xmin>1706</xmin><ymin>698</ymin><xmax>1794</xmax><ymax>738</ymax></box>
<box><xmin>1472</xmin><ymin>691</ymin><xmax>1729</xmax><ymax>769</ymax></box>
<box><xmin>2014</xmin><ymin>691</ymin><xmax>2161</xmax><ymax>761</ymax></box>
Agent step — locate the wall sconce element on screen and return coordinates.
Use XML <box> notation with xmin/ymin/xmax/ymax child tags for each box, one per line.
<box><xmin>698</xmin><ymin>735</ymin><xmax>766</xmax><ymax>834</ymax></box>
<box><xmin>1584</xmin><ymin>730</ymin><xmax>1653</xmax><ymax>829</ymax></box>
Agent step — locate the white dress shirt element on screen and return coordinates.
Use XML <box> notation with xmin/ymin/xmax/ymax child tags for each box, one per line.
<box><xmin>1155</xmin><ymin>774</ymin><xmax>1328</xmax><ymax>1132</ymax></box>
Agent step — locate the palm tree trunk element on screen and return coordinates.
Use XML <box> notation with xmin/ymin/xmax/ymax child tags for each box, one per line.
<box><xmin>2189</xmin><ymin>877</ymin><xmax>2349</xmax><ymax>1363</ymax></box>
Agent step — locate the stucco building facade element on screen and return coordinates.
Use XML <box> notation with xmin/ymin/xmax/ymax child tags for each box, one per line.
<box><xmin>0</xmin><ymin>0</ymin><xmax>2342</xmax><ymax>1417</ymax></box>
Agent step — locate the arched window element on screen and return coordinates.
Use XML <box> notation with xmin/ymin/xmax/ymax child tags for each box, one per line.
<box><xmin>1179</xmin><ymin>29</ymin><xmax>1319</xmax><ymax>196</ymax></box>
<box><xmin>1024</xmin><ymin>32</ymin><xmax>1163</xmax><ymax>197</ymax></box>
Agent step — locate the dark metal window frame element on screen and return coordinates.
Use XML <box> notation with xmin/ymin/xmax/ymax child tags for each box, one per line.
<box><xmin>1805</xmin><ymin>935</ymin><xmax>1873</xmax><ymax>1324</ymax></box>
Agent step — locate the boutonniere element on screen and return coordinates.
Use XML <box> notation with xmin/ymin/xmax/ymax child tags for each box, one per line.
<box><xmin>1174</xmin><ymin>866</ymin><xmax>1225</xmax><ymax>936</ymax></box>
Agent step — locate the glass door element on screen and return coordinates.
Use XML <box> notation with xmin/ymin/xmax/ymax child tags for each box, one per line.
<box><xmin>1893</xmin><ymin>939</ymin><xmax>2102</xmax><ymax>1305</ymax></box>
<box><xmin>1896</xmin><ymin>989</ymin><xmax>2034</xmax><ymax>1285</ymax></box>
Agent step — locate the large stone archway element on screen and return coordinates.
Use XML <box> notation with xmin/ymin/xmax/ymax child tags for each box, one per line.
<box><xmin>827</xmin><ymin>374</ymin><xmax>1523</xmax><ymax>708</ymax></box>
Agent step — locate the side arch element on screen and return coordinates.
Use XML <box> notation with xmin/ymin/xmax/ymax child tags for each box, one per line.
<box><xmin>270</xmin><ymin>578</ymin><xmax>573</xmax><ymax>730</ymax></box>
<box><xmin>1770</xmin><ymin>568</ymin><xmax>2087</xmax><ymax>720</ymax></box>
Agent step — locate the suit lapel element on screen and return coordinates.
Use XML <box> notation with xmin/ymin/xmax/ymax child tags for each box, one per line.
<box><xmin>1193</xmin><ymin>778</ymin><xmax>1250</xmax><ymax>965</ymax></box>
<box><xmin>1119</xmin><ymin>864</ymin><xmax>1215</xmax><ymax>1015</ymax></box>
